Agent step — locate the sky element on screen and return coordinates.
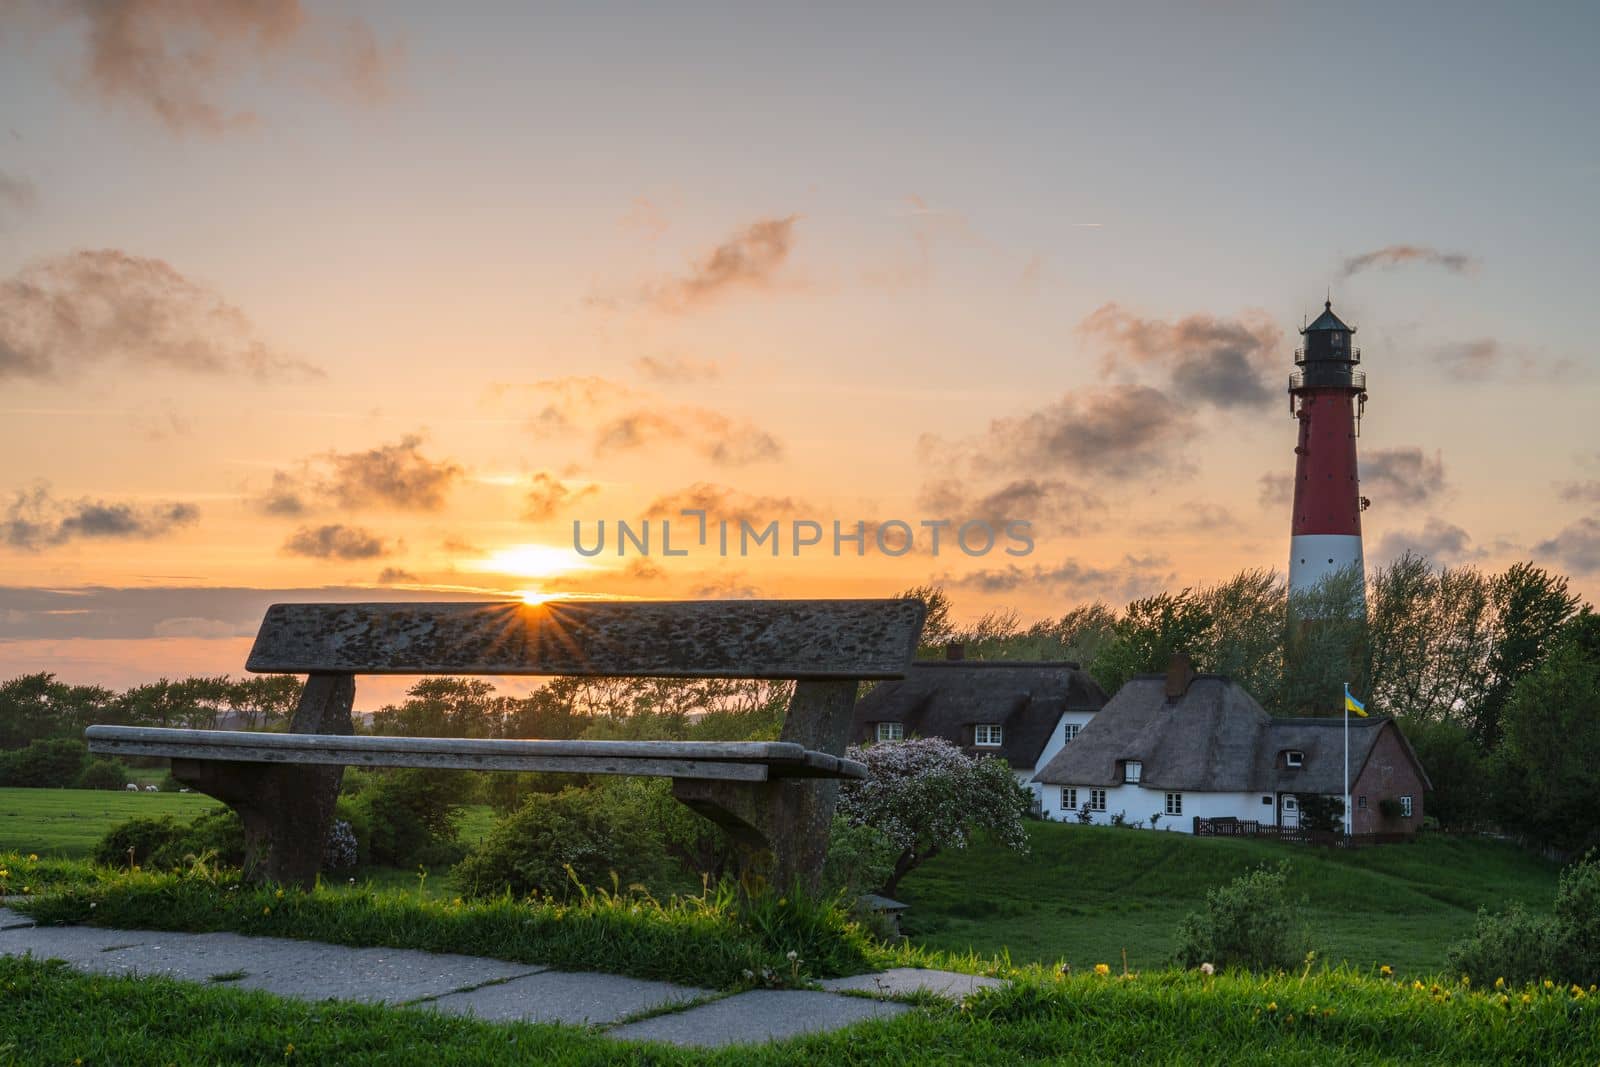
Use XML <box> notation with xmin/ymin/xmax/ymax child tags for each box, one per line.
<box><xmin>1</xmin><ymin>2</ymin><xmax>1597</xmax><ymax>701</ymax></box>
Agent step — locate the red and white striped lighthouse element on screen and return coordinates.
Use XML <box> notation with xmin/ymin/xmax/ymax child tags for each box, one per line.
<box><xmin>1288</xmin><ymin>300</ymin><xmax>1368</xmax><ymax>600</ymax></box>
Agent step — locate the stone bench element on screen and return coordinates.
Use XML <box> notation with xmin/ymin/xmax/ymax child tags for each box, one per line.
<box><xmin>86</xmin><ymin>598</ymin><xmax>925</xmax><ymax>891</ymax></box>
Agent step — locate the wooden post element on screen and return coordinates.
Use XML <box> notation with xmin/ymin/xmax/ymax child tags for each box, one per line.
<box><xmin>171</xmin><ymin>673</ymin><xmax>354</xmax><ymax>888</ymax></box>
<box><xmin>672</xmin><ymin>678</ymin><xmax>858</xmax><ymax>895</ymax></box>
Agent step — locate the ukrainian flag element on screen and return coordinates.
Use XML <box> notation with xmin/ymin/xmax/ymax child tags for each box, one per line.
<box><xmin>1344</xmin><ymin>686</ymin><xmax>1368</xmax><ymax>717</ymax></box>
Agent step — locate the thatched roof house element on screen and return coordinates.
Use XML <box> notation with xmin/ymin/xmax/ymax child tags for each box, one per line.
<box><xmin>1035</xmin><ymin>656</ymin><xmax>1431</xmax><ymax>835</ymax></box>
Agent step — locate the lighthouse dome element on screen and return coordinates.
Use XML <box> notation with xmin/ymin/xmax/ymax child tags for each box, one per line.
<box><xmin>1302</xmin><ymin>300</ymin><xmax>1355</xmax><ymax>335</ymax></box>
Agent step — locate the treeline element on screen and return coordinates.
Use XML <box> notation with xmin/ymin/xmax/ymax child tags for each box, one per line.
<box><xmin>905</xmin><ymin>555</ymin><xmax>1596</xmax><ymax>855</ymax></box>
<box><xmin>0</xmin><ymin>674</ymin><xmax>303</xmax><ymax>749</ymax></box>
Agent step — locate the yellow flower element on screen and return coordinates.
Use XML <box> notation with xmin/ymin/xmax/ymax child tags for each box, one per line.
<box><xmin>1520</xmin><ymin>993</ymin><xmax>1532</xmax><ymax>1004</ymax></box>
<box><xmin>1094</xmin><ymin>963</ymin><xmax>1111</xmax><ymax>976</ymax></box>
<box><xmin>1412</xmin><ymin>980</ymin><xmax>1425</xmax><ymax>991</ymax></box>
<box><xmin>262</xmin><ymin>906</ymin><xmax>271</xmax><ymax>915</ymax></box>
<box><xmin>1494</xmin><ymin>976</ymin><xmax>1505</xmax><ymax>989</ymax></box>
<box><xmin>275</xmin><ymin>889</ymin><xmax>284</xmax><ymax>900</ymax></box>
<box><xmin>0</xmin><ymin>869</ymin><xmax>9</xmax><ymax>878</ymax></box>
<box><xmin>1460</xmin><ymin>975</ymin><xmax>1470</xmax><ymax>987</ymax></box>
<box><xmin>26</xmin><ymin>854</ymin><xmax>37</xmax><ymax>862</ymax></box>
<box><xmin>1266</xmin><ymin>1001</ymin><xmax>1278</xmax><ymax>1012</ymax></box>
<box><xmin>1543</xmin><ymin>979</ymin><xmax>1554</xmax><ymax>989</ymax></box>
<box><xmin>1379</xmin><ymin>965</ymin><xmax>1393</xmax><ymax>977</ymax></box>
<box><xmin>284</xmin><ymin>1043</ymin><xmax>295</xmax><ymax>1057</ymax></box>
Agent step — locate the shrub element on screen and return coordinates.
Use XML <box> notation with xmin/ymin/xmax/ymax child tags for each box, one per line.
<box><xmin>1173</xmin><ymin>861</ymin><xmax>1311</xmax><ymax>973</ymax></box>
<box><xmin>1450</xmin><ymin>851</ymin><xmax>1600</xmax><ymax>986</ymax></box>
<box><xmin>322</xmin><ymin>819</ymin><xmax>359</xmax><ymax>871</ymax></box>
<box><xmin>454</xmin><ymin>782</ymin><xmax>668</xmax><ymax>900</ymax></box>
<box><xmin>0</xmin><ymin>738</ymin><xmax>89</xmax><ymax>788</ymax></box>
<box><xmin>93</xmin><ymin>811</ymin><xmax>244</xmax><ymax>871</ymax></box>
<box><xmin>821</xmin><ymin>818</ymin><xmax>898</xmax><ymax>899</ymax></box>
<box><xmin>74</xmin><ymin>758</ymin><xmax>129</xmax><ymax>791</ymax></box>
<box><xmin>1298</xmin><ymin>794</ymin><xmax>1345</xmax><ymax>833</ymax></box>
<box><xmin>345</xmin><ymin>769</ymin><xmax>472</xmax><ymax>868</ymax></box>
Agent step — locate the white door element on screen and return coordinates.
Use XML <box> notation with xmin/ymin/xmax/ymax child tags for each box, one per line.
<box><xmin>1279</xmin><ymin>794</ymin><xmax>1299</xmax><ymax>829</ymax></box>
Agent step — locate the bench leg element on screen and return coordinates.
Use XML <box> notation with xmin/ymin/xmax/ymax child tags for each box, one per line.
<box><xmin>171</xmin><ymin>672</ymin><xmax>355</xmax><ymax>888</ymax></box>
<box><xmin>671</xmin><ymin>679</ymin><xmax>857</xmax><ymax>895</ymax></box>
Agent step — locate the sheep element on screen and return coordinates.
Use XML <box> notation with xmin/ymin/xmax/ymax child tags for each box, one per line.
<box><xmin>143</xmin><ymin>784</ymin><xmax>158</xmax><ymax>792</ymax></box>
<box><xmin>125</xmin><ymin>782</ymin><xmax>139</xmax><ymax>791</ymax></box>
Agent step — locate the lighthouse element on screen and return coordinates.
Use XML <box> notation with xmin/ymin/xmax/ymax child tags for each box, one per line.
<box><xmin>1288</xmin><ymin>300</ymin><xmax>1368</xmax><ymax>601</ymax></box>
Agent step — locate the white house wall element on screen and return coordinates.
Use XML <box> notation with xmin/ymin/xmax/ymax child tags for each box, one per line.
<box><xmin>1039</xmin><ymin>783</ymin><xmax>1275</xmax><ymax>831</ymax></box>
<box><xmin>1022</xmin><ymin>711</ymin><xmax>1099</xmax><ymax>811</ymax></box>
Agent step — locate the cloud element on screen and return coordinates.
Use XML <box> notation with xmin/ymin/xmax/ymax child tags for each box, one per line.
<box><xmin>2</xmin><ymin>483</ymin><xmax>198</xmax><ymax>549</ymax></box>
<box><xmin>942</xmin><ymin>554</ymin><xmax>1173</xmax><ymax>602</ymax></box>
<box><xmin>651</xmin><ymin>216</ymin><xmax>798</xmax><ymax>309</ymax></box>
<box><xmin>634</xmin><ymin>354</ymin><xmax>720</xmax><ymax>384</ymax></box>
<box><xmin>1557</xmin><ymin>481</ymin><xmax>1600</xmax><ymax>505</ymax></box>
<box><xmin>281</xmin><ymin>524</ymin><xmax>390</xmax><ymax>560</ymax></box>
<box><xmin>0</xmin><ymin>249</ymin><xmax>317</xmax><ymax>381</ymax></box>
<box><xmin>643</xmin><ymin>483</ymin><xmax>811</xmax><ymax>527</ymax></box>
<box><xmin>0</xmin><ymin>170</ymin><xmax>37</xmax><ymax>226</ymax></box>
<box><xmin>18</xmin><ymin>0</ymin><xmax>398</xmax><ymax>135</ymax></box>
<box><xmin>1433</xmin><ymin>339</ymin><xmax>1501</xmax><ymax>381</ymax></box>
<box><xmin>376</xmin><ymin>566</ymin><xmax>418</xmax><ymax>584</ymax></box>
<box><xmin>1375</xmin><ymin>518</ymin><xmax>1483</xmax><ymax>565</ymax></box>
<box><xmin>152</xmin><ymin>616</ymin><xmax>249</xmax><ymax>638</ymax></box>
<box><xmin>523</xmin><ymin>473</ymin><xmax>598</xmax><ymax>521</ymax></box>
<box><xmin>1258</xmin><ymin>472</ymin><xmax>1294</xmax><ymax>508</ymax></box>
<box><xmin>1535</xmin><ymin>517</ymin><xmax>1600</xmax><ymax>575</ymax></box>
<box><xmin>257</xmin><ymin>435</ymin><xmax>463</xmax><ymax>514</ymax></box>
<box><xmin>1340</xmin><ymin>245</ymin><xmax>1478</xmax><ymax>278</ymax></box>
<box><xmin>917</xmin><ymin>478</ymin><xmax>1104</xmax><ymax>534</ymax></box>
<box><xmin>1080</xmin><ymin>304</ymin><xmax>1282</xmax><ymax>409</ymax></box>
<box><xmin>595</xmin><ymin>409</ymin><xmax>782</xmax><ymax>466</ymax></box>
<box><xmin>1133</xmin><ymin>502</ymin><xmax>1240</xmax><ymax>536</ymax></box>
<box><xmin>926</xmin><ymin>384</ymin><xmax>1195</xmax><ymax>485</ymax></box>
<box><xmin>1362</xmin><ymin>448</ymin><xmax>1448</xmax><ymax>508</ymax></box>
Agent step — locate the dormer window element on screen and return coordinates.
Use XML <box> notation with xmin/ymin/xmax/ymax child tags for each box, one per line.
<box><xmin>875</xmin><ymin>722</ymin><xmax>904</xmax><ymax>742</ymax></box>
<box><xmin>1123</xmin><ymin>760</ymin><xmax>1143</xmax><ymax>783</ymax></box>
<box><xmin>974</xmin><ymin>724</ymin><xmax>1003</xmax><ymax>747</ymax></box>
<box><xmin>1063</xmin><ymin>723</ymin><xmax>1080</xmax><ymax>743</ymax></box>
<box><xmin>1285</xmin><ymin>750</ymin><xmax>1305</xmax><ymax>768</ymax></box>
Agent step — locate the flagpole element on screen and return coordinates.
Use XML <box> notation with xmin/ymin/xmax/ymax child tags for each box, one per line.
<box><xmin>1343</xmin><ymin>682</ymin><xmax>1351</xmax><ymax>838</ymax></box>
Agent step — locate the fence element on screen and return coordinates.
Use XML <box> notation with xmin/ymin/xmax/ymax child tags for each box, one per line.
<box><xmin>1192</xmin><ymin>817</ymin><xmax>1414</xmax><ymax>847</ymax></box>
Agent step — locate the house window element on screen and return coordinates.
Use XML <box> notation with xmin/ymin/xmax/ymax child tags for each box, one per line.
<box><xmin>1123</xmin><ymin>760</ymin><xmax>1142</xmax><ymax>783</ymax></box>
<box><xmin>1089</xmin><ymin>788</ymin><xmax>1107</xmax><ymax>812</ymax></box>
<box><xmin>1063</xmin><ymin>723</ymin><xmax>1079</xmax><ymax>743</ymax></box>
<box><xmin>875</xmin><ymin>722</ymin><xmax>903</xmax><ymax>742</ymax></box>
<box><xmin>1357</xmin><ymin>795</ymin><xmax>1367</xmax><ymax>809</ymax></box>
<box><xmin>1262</xmin><ymin>795</ymin><xmax>1273</xmax><ymax>805</ymax></box>
<box><xmin>974</xmin><ymin>724</ymin><xmax>1003</xmax><ymax>747</ymax></box>
<box><xmin>1165</xmin><ymin>793</ymin><xmax>1182</xmax><ymax>816</ymax></box>
<box><xmin>1060</xmin><ymin>787</ymin><xmax>1077</xmax><ymax>811</ymax></box>
<box><xmin>1285</xmin><ymin>750</ymin><xmax>1304</xmax><ymax>768</ymax></box>
<box><xmin>1400</xmin><ymin>795</ymin><xmax>1413</xmax><ymax>818</ymax></box>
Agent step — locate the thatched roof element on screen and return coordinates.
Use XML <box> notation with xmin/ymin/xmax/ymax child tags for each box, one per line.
<box><xmin>1035</xmin><ymin>672</ymin><xmax>1429</xmax><ymax>792</ymax></box>
<box><xmin>850</xmin><ymin>660</ymin><xmax>1107</xmax><ymax>769</ymax></box>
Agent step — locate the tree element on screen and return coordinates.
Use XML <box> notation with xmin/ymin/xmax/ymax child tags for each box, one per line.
<box><xmin>369</xmin><ymin>678</ymin><xmax>503</xmax><ymax>738</ymax></box>
<box><xmin>1475</xmin><ymin>563</ymin><xmax>1581</xmax><ymax>748</ymax></box>
<box><xmin>1495</xmin><ymin>611</ymin><xmax>1600</xmax><ymax>853</ymax></box>
<box><xmin>1403</xmin><ymin>718</ymin><xmax>1490</xmax><ymax>828</ymax></box>
<box><xmin>897</xmin><ymin>584</ymin><xmax>955</xmax><ymax>652</ymax></box>
<box><xmin>1088</xmin><ymin>589</ymin><xmax>1214</xmax><ymax>696</ymax></box>
<box><xmin>837</xmin><ymin>737</ymin><xmax>1029</xmax><ymax>897</ymax></box>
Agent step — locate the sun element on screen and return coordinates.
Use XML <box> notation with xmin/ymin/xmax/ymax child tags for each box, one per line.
<box><xmin>517</xmin><ymin>589</ymin><xmax>557</xmax><ymax>605</ymax></box>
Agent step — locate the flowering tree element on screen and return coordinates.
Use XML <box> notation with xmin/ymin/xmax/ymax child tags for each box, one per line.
<box><xmin>838</xmin><ymin>736</ymin><xmax>1030</xmax><ymax>896</ymax></box>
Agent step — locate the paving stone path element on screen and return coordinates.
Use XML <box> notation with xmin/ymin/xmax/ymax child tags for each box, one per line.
<box><xmin>0</xmin><ymin>907</ymin><xmax>1002</xmax><ymax>1049</ymax></box>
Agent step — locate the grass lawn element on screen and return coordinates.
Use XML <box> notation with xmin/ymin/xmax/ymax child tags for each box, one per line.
<box><xmin>4</xmin><ymin>954</ymin><xmax>1597</xmax><ymax>1065</ymax></box>
<box><xmin>0</xmin><ymin>786</ymin><xmax>221</xmax><ymax>858</ymax></box>
<box><xmin>897</xmin><ymin>821</ymin><xmax>1560</xmax><ymax>976</ymax></box>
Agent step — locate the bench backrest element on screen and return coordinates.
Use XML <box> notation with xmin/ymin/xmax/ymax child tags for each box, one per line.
<box><xmin>246</xmin><ymin>599</ymin><xmax>925</xmax><ymax>680</ymax></box>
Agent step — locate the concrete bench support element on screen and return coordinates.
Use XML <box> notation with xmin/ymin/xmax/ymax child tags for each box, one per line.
<box><xmin>170</xmin><ymin>672</ymin><xmax>355</xmax><ymax>887</ymax></box>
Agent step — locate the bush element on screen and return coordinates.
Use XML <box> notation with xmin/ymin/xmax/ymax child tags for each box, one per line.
<box><xmin>322</xmin><ymin>819</ymin><xmax>359</xmax><ymax>871</ymax></box>
<box><xmin>345</xmin><ymin>769</ymin><xmax>472</xmax><ymax>868</ymax></box>
<box><xmin>1173</xmin><ymin>861</ymin><xmax>1311</xmax><ymax>973</ymax></box>
<box><xmin>454</xmin><ymin>782</ymin><xmax>669</xmax><ymax>899</ymax></box>
<box><xmin>1449</xmin><ymin>851</ymin><xmax>1600</xmax><ymax>986</ymax></box>
<box><xmin>1298</xmin><ymin>794</ymin><xmax>1344</xmax><ymax>833</ymax></box>
<box><xmin>74</xmin><ymin>758</ymin><xmax>129</xmax><ymax>791</ymax></box>
<box><xmin>0</xmin><ymin>739</ymin><xmax>89</xmax><ymax>788</ymax></box>
<box><xmin>821</xmin><ymin>818</ymin><xmax>898</xmax><ymax>899</ymax></box>
<box><xmin>93</xmin><ymin>810</ymin><xmax>244</xmax><ymax>871</ymax></box>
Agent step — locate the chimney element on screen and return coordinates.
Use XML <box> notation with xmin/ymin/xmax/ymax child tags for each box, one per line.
<box><xmin>1164</xmin><ymin>653</ymin><xmax>1196</xmax><ymax>702</ymax></box>
<box><xmin>945</xmin><ymin>642</ymin><xmax>966</xmax><ymax>661</ymax></box>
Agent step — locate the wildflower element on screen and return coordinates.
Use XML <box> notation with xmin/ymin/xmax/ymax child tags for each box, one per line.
<box><xmin>89</xmin><ymin>902</ymin><xmax>97</xmax><ymax>909</ymax></box>
<box><xmin>284</xmin><ymin>1043</ymin><xmax>295</xmax><ymax>1057</ymax></box>
<box><xmin>452</xmin><ymin>897</ymin><xmax>463</xmax><ymax>907</ymax></box>
<box><xmin>0</xmin><ymin>869</ymin><xmax>9</xmax><ymax>879</ymax></box>
<box><xmin>786</xmin><ymin>950</ymin><xmax>798</xmax><ymax>961</ymax></box>
<box><xmin>1520</xmin><ymin>993</ymin><xmax>1532</xmax><ymax>1005</ymax></box>
<box><xmin>1266</xmin><ymin>1001</ymin><xmax>1278</xmax><ymax>1012</ymax></box>
<box><xmin>1094</xmin><ymin>963</ymin><xmax>1110</xmax><ymax>976</ymax></box>
<box><xmin>1495</xmin><ymin>977</ymin><xmax>1506</xmax><ymax>990</ymax></box>
<box><xmin>1543</xmin><ymin>979</ymin><xmax>1554</xmax><ymax>989</ymax></box>
<box><xmin>1412</xmin><ymin>980</ymin><xmax>1424</xmax><ymax>991</ymax></box>
<box><xmin>1460</xmin><ymin>975</ymin><xmax>1470</xmax><ymax>987</ymax></box>
<box><xmin>262</xmin><ymin>906</ymin><xmax>271</xmax><ymax>915</ymax></box>
<box><xmin>1200</xmin><ymin>962</ymin><xmax>1215</xmax><ymax>976</ymax></box>
<box><xmin>26</xmin><ymin>854</ymin><xmax>37</xmax><ymax>863</ymax></box>
<box><xmin>275</xmin><ymin>889</ymin><xmax>284</xmax><ymax>900</ymax></box>
<box><xmin>1379</xmin><ymin>965</ymin><xmax>1393</xmax><ymax>977</ymax></box>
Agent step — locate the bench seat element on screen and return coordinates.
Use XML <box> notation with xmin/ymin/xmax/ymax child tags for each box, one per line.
<box><xmin>85</xmin><ymin>726</ymin><xmax>866</xmax><ymax>782</ymax></box>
